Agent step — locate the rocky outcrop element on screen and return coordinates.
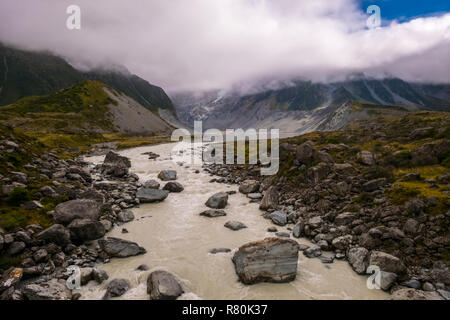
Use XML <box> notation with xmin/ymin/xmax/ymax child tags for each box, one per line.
<box><xmin>232</xmin><ymin>238</ymin><xmax>299</xmax><ymax>285</ymax></box>
<box><xmin>98</xmin><ymin>237</ymin><xmax>146</xmax><ymax>258</ymax></box>
<box><xmin>147</xmin><ymin>270</ymin><xmax>184</xmax><ymax>300</ymax></box>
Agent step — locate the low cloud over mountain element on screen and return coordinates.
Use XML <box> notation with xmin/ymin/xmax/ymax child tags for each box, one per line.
<box><xmin>1</xmin><ymin>0</ymin><xmax>449</xmax><ymax>92</ymax></box>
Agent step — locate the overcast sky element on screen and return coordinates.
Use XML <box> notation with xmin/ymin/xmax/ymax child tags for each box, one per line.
<box><xmin>0</xmin><ymin>0</ymin><xmax>449</xmax><ymax>92</ymax></box>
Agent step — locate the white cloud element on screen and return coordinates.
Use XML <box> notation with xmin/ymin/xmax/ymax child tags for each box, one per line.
<box><xmin>0</xmin><ymin>0</ymin><xmax>449</xmax><ymax>92</ymax></box>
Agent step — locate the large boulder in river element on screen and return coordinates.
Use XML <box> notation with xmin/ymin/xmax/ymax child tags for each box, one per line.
<box><xmin>224</xmin><ymin>221</ymin><xmax>247</xmax><ymax>231</ymax></box>
<box><xmin>369</xmin><ymin>251</ymin><xmax>407</xmax><ymax>275</ymax></box>
<box><xmin>98</xmin><ymin>237</ymin><xmax>146</xmax><ymax>258</ymax></box>
<box><xmin>68</xmin><ymin>219</ymin><xmax>106</xmax><ymax>243</ymax></box>
<box><xmin>239</xmin><ymin>180</ymin><xmax>260</xmax><ymax>194</ymax></box>
<box><xmin>147</xmin><ymin>270</ymin><xmax>184</xmax><ymax>300</ymax></box>
<box><xmin>103</xmin><ymin>279</ymin><xmax>131</xmax><ymax>300</ymax></box>
<box><xmin>259</xmin><ymin>186</ymin><xmax>278</xmax><ymax>211</ymax></box>
<box><xmin>163</xmin><ymin>182</ymin><xmax>184</xmax><ymax>193</ymax></box>
<box><xmin>205</xmin><ymin>192</ymin><xmax>228</xmax><ymax>209</ymax></box>
<box><xmin>37</xmin><ymin>224</ymin><xmax>71</xmax><ymax>246</ymax></box>
<box><xmin>158</xmin><ymin>170</ymin><xmax>177</xmax><ymax>181</ymax></box>
<box><xmin>53</xmin><ymin>199</ymin><xmax>102</xmax><ymax>225</ymax></box>
<box><xmin>22</xmin><ymin>279</ymin><xmax>72</xmax><ymax>300</ymax></box>
<box><xmin>136</xmin><ymin>188</ymin><xmax>169</xmax><ymax>203</ymax></box>
<box><xmin>200</xmin><ymin>209</ymin><xmax>227</xmax><ymax>218</ymax></box>
<box><xmin>232</xmin><ymin>238</ymin><xmax>299</xmax><ymax>285</ymax></box>
<box><xmin>347</xmin><ymin>247</ymin><xmax>369</xmax><ymax>274</ymax></box>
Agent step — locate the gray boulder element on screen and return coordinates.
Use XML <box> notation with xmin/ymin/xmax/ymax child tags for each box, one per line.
<box><xmin>358</xmin><ymin>151</ymin><xmax>377</xmax><ymax>165</ymax></box>
<box><xmin>347</xmin><ymin>247</ymin><xmax>369</xmax><ymax>274</ymax></box>
<box><xmin>68</xmin><ymin>219</ymin><xmax>106</xmax><ymax>243</ymax></box>
<box><xmin>238</xmin><ymin>180</ymin><xmax>260</xmax><ymax>194</ymax></box>
<box><xmin>200</xmin><ymin>209</ymin><xmax>227</xmax><ymax>218</ymax></box>
<box><xmin>158</xmin><ymin>170</ymin><xmax>177</xmax><ymax>181</ymax></box>
<box><xmin>205</xmin><ymin>192</ymin><xmax>228</xmax><ymax>209</ymax></box>
<box><xmin>163</xmin><ymin>182</ymin><xmax>184</xmax><ymax>193</ymax></box>
<box><xmin>117</xmin><ymin>210</ymin><xmax>135</xmax><ymax>223</ymax></box>
<box><xmin>334</xmin><ymin>212</ymin><xmax>357</xmax><ymax>226</ymax></box>
<box><xmin>22</xmin><ymin>279</ymin><xmax>72</xmax><ymax>300</ymax></box>
<box><xmin>147</xmin><ymin>270</ymin><xmax>184</xmax><ymax>300</ymax></box>
<box><xmin>136</xmin><ymin>188</ymin><xmax>169</xmax><ymax>203</ymax></box>
<box><xmin>331</xmin><ymin>235</ymin><xmax>353</xmax><ymax>250</ymax></box>
<box><xmin>7</xmin><ymin>242</ymin><xmax>25</xmax><ymax>255</ymax></box>
<box><xmin>103</xmin><ymin>279</ymin><xmax>131</xmax><ymax>299</ymax></box>
<box><xmin>53</xmin><ymin>199</ymin><xmax>102</xmax><ymax>225</ymax></box>
<box><xmin>92</xmin><ymin>268</ymin><xmax>109</xmax><ymax>284</ymax></box>
<box><xmin>259</xmin><ymin>186</ymin><xmax>278</xmax><ymax>211</ymax></box>
<box><xmin>232</xmin><ymin>238</ymin><xmax>299</xmax><ymax>284</ymax></box>
<box><xmin>224</xmin><ymin>221</ymin><xmax>247</xmax><ymax>231</ymax></box>
<box><xmin>292</xmin><ymin>219</ymin><xmax>305</xmax><ymax>238</ymax></box>
<box><xmin>295</xmin><ymin>141</ymin><xmax>316</xmax><ymax>165</ymax></box>
<box><xmin>269</xmin><ymin>211</ymin><xmax>287</xmax><ymax>226</ymax></box>
<box><xmin>379</xmin><ymin>271</ymin><xmax>398</xmax><ymax>291</ymax></box>
<box><xmin>369</xmin><ymin>251</ymin><xmax>407</xmax><ymax>275</ymax></box>
<box><xmin>98</xmin><ymin>237</ymin><xmax>146</xmax><ymax>258</ymax></box>
<box><xmin>104</xmin><ymin>151</ymin><xmax>131</xmax><ymax>167</ymax></box>
<box><xmin>37</xmin><ymin>224</ymin><xmax>71</xmax><ymax>246</ymax></box>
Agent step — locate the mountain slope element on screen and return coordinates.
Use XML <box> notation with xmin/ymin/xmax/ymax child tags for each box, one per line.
<box><xmin>172</xmin><ymin>77</ymin><xmax>450</xmax><ymax>133</ymax></box>
<box><xmin>0</xmin><ymin>80</ymin><xmax>173</xmax><ymax>134</ymax></box>
<box><xmin>0</xmin><ymin>43</ymin><xmax>177</xmax><ymax>119</ymax></box>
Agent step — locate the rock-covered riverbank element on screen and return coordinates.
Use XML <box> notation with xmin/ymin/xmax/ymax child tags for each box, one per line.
<box><xmin>202</xmin><ymin>134</ymin><xmax>450</xmax><ymax>300</ymax></box>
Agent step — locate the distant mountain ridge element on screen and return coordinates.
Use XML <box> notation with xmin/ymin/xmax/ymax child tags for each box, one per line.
<box><xmin>172</xmin><ymin>77</ymin><xmax>450</xmax><ymax>133</ymax></box>
<box><xmin>0</xmin><ymin>43</ymin><xmax>176</xmax><ymax>117</ymax></box>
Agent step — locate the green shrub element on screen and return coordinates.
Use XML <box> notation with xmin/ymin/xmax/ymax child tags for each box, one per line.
<box><xmin>7</xmin><ymin>187</ymin><xmax>31</xmax><ymax>206</ymax></box>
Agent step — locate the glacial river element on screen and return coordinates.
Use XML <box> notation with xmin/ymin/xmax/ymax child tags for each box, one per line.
<box><xmin>79</xmin><ymin>142</ymin><xmax>388</xmax><ymax>300</ymax></box>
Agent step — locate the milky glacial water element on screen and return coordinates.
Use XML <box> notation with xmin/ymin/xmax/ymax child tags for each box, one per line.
<box><xmin>79</xmin><ymin>142</ymin><xmax>388</xmax><ymax>300</ymax></box>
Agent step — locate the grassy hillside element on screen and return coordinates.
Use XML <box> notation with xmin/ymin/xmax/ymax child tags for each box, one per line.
<box><xmin>0</xmin><ymin>80</ymin><xmax>171</xmax><ymax>158</ymax></box>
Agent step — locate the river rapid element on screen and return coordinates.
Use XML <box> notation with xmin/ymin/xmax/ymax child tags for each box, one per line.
<box><xmin>78</xmin><ymin>142</ymin><xmax>388</xmax><ymax>300</ymax></box>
